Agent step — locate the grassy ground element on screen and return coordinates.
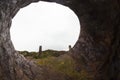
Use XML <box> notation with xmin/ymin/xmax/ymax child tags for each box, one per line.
<box><xmin>19</xmin><ymin>50</ymin><xmax>89</xmax><ymax>80</ymax></box>
<box><xmin>19</xmin><ymin>50</ymin><xmax>66</xmax><ymax>59</ymax></box>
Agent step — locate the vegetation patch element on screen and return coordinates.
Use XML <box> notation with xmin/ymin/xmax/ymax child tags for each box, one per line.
<box><xmin>19</xmin><ymin>50</ymin><xmax>89</xmax><ymax>80</ymax></box>
<box><xmin>19</xmin><ymin>50</ymin><xmax>66</xmax><ymax>59</ymax></box>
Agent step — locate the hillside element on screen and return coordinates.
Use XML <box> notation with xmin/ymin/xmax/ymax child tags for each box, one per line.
<box><xmin>18</xmin><ymin>50</ymin><xmax>90</xmax><ymax>80</ymax></box>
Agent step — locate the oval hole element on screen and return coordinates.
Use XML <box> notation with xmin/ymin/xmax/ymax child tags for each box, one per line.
<box><xmin>10</xmin><ymin>1</ymin><xmax>80</xmax><ymax>51</ymax></box>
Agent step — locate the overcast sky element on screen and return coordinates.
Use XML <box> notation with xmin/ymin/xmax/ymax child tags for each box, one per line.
<box><xmin>10</xmin><ymin>1</ymin><xmax>80</xmax><ymax>51</ymax></box>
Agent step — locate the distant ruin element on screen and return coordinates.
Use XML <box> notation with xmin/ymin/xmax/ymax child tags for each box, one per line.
<box><xmin>38</xmin><ymin>45</ymin><xmax>42</xmax><ymax>57</ymax></box>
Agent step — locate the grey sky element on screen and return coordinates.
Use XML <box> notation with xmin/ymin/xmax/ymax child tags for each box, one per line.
<box><xmin>10</xmin><ymin>1</ymin><xmax>80</xmax><ymax>51</ymax></box>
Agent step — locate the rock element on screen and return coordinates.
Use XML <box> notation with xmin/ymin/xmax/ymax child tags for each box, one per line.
<box><xmin>0</xmin><ymin>0</ymin><xmax>120</xmax><ymax>80</ymax></box>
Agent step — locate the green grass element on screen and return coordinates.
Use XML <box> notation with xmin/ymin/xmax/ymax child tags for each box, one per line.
<box><xmin>19</xmin><ymin>50</ymin><xmax>66</xmax><ymax>59</ymax></box>
<box><xmin>36</xmin><ymin>54</ymin><xmax>89</xmax><ymax>80</ymax></box>
<box><xmin>19</xmin><ymin>50</ymin><xmax>89</xmax><ymax>80</ymax></box>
